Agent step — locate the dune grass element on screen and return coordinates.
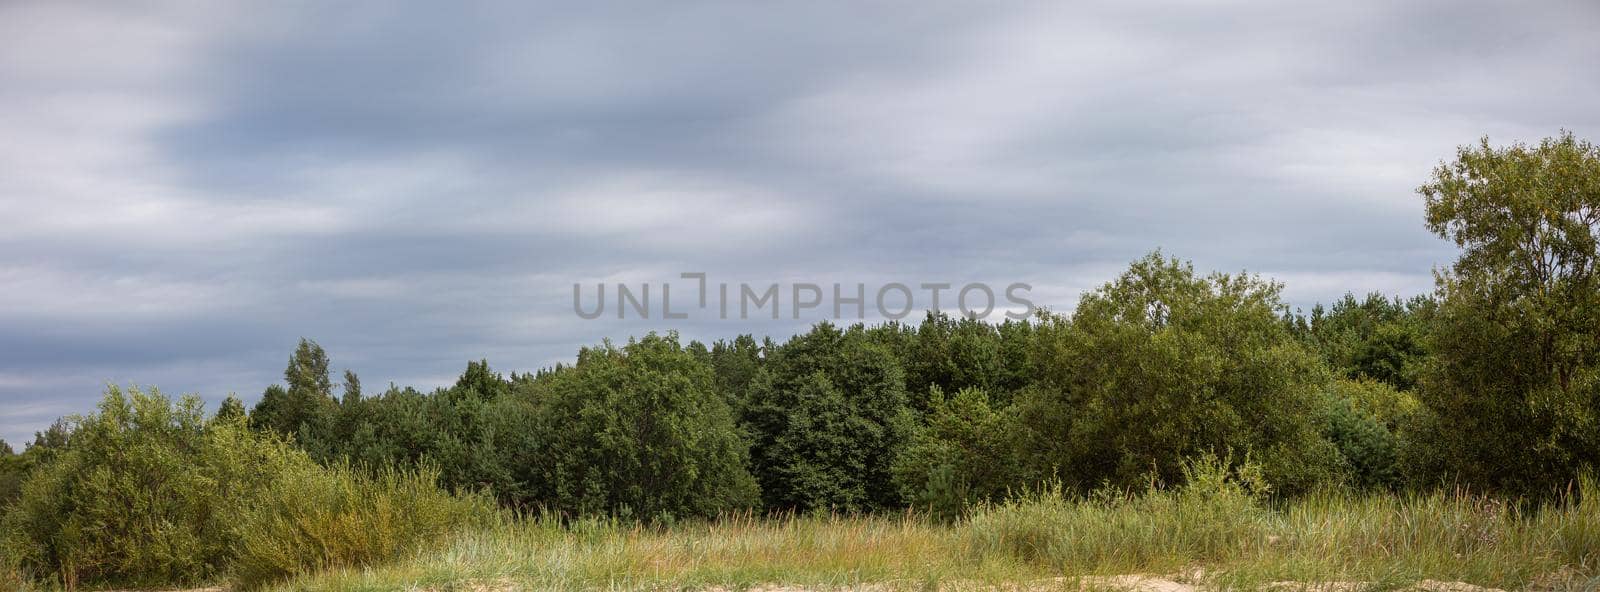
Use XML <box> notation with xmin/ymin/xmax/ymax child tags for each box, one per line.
<box><xmin>259</xmin><ymin>469</ymin><xmax>1600</xmax><ymax>591</ymax></box>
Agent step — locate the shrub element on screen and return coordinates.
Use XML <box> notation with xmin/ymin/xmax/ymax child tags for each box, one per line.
<box><xmin>228</xmin><ymin>461</ymin><xmax>496</xmax><ymax>589</ymax></box>
<box><xmin>1319</xmin><ymin>393</ymin><xmax>1400</xmax><ymax>490</ymax></box>
<box><xmin>891</xmin><ymin>387</ymin><xmax>1020</xmax><ymax>518</ymax></box>
<box><xmin>0</xmin><ymin>386</ymin><xmax>307</xmax><ymax>589</ymax></box>
<box><xmin>0</xmin><ymin>386</ymin><xmax>492</xmax><ymax>591</ymax></box>
<box><xmin>0</xmin><ymin>444</ymin><xmax>22</xmax><ymax>511</ymax></box>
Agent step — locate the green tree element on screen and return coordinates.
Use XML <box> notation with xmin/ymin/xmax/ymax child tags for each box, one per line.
<box><xmin>29</xmin><ymin>420</ymin><xmax>71</xmax><ymax>455</ymax></box>
<box><xmin>994</xmin><ymin>318</ymin><xmax>1038</xmax><ymax>397</ymax></box>
<box><xmin>1318</xmin><ymin>379</ymin><xmax>1415</xmax><ymax>489</ymax></box>
<box><xmin>250</xmin><ymin>339</ymin><xmax>340</xmax><ymax>460</ymax></box>
<box><xmin>891</xmin><ymin>386</ymin><xmax>1021</xmax><ymax>518</ymax></box>
<box><xmin>524</xmin><ymin>332</ymin><xmax>758</xmax><ymax>519</ymax></box>
<box><xmin>341</xmin><ymin>369</ymin><xmax>363</xmax><ymax>406</ymax></box>
<box><xmin>451</xmin><ymin>360</ymin><xmax>509</xmax><ymax>400</ymax></box>
<box><xmin>1302</xmin><ymin>293</ymin><xmax>1431</xmax><ymax>391</ymax></box>
<box><xmin>1016</xmin><ymin>252</ymin><xmax>1342</xmax><ymax>494</ymax></box>
<box><xmin>709</xmin><ymin>334</ymin><xmax>764</xmax><ymax>413</ymax></box>
<box><xmin>1407</xmin><ymin>132</ymin><xmax>1600</xmax><ymax>495</ymax></box>
<box><xmin>741</xmin><ymin>323</ymin><xmax>914</xmax><ymax>512</ymax></box>
<box><xmin>215</xmin><ymin>395</ymin><xmax>247</xmax><ymax>422</ymax></box>
<box><xmin>0</xmin><ymin>440</ymin><xmax>20</xmax><ymax>508</ymax></box>
<box><xmin>0</xmin><ymin>421</ymin><xmax>75</xmax><ymax>509</ymax></box>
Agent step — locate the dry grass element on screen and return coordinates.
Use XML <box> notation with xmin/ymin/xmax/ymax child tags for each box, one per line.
<box><xmin>259</xmin><ymin>473</ymin><xmax>1600</xmax><ymax>591</ymax></box>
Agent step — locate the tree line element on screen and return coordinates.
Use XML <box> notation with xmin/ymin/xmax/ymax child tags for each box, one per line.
<box><xmin>2</xmin><ymin>132</ymin><xmax>1597</xmax><ymax>523</ymax></box>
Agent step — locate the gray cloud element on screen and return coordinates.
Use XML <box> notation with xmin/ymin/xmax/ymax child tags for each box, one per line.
<box><xmin>2</xmin><ymin>0</ymin><xmax>1599</xmax><ymax>444</ymax></box>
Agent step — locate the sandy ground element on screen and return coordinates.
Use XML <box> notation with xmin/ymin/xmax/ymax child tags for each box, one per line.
<box><xmin>694</xmin><ymin>576</ymin><xmax>1515</xmax><ymax>592</ymax></box>
<box><xmin>102</xmin><ymin>577</ymin><xmax>1539</xmax><ymax>592</ymax></box>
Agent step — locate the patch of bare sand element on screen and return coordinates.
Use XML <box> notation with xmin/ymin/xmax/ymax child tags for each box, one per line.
<box><xmin>701</xmin><ymin>576</ymin><xmax>1510</xmax><ymax>592</ymax></box>
<box><xmin>1264</xmin><ymin>581</ymin><xmax>1508</xmax><ymax>592</ymax></box>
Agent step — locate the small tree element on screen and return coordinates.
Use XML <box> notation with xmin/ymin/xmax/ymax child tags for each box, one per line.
<box><xmin>215</xmin><ymin>395</ymin><xmax>248</xmax><ymax>422</ymax></box>
<box><xmin>1319</xmin><ymin>379</ymin><xmax>1413</xmax><ymax>489</ymax></box>
<box><xmin>1016</xmin><ymin>252</ymin><xmax>1342</xmax><ymax>494</ymax></box>
<box><xmin>891</xmin><ymin>386</ymin><xmax>1020</xmax><ymax>518</ymax></box>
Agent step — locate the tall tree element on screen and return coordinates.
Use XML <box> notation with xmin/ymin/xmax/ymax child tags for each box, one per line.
<box><xmin>1407</xmin><ymin>132</ymin><xmax>1600</xmax><ymax>494</ymax></box>
<box><xmin>524</xmin><ymin>333</ymin><xmax>758</xmax><ymax>519</ymax></box>
<box><xmin>250</xmin><ymin>339</ymin><xmax>340</xmax><ymax>459</ymax></box>
<box><xmin>741</xmin><ymin>323</ymin><xmax>914</xmax><ymax>512</ymax></box>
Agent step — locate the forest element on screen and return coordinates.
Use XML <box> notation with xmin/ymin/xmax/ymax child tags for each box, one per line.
<box><xmin>1</xmin><ymin>134</ymin><xmax>1597</xmax><ymax>591</ymax></box>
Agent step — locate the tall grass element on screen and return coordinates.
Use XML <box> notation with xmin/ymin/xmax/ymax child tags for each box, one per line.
<box><xmin>229</xmin><ymin>462</ymin><xmax>497</xmax><ymax>589</ymax></box>
<box><xmin>265</xmin><ymin>467</ymin><xmax>1600</xmax><ymax>591</ymax></box>
<box><xmin>963</xmin><ymin>457</ymin><xmax>1277</xmax><ymax>574</ymax></box>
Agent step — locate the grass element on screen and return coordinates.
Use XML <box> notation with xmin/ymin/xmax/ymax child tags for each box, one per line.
<box><xmin>255</xmin><ymin>469</ymin><xmax>1600</xmax><ymax>591</ymax></box>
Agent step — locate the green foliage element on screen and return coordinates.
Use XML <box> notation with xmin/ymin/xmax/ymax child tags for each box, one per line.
<box><xmin>866</xmin><ymin>313</ymin><xmax>1035</xmax><ymax>410</ymax></box>
<box><xmin>522</xmin><ymin>332</ymin><xmax>758</xmax><ymax>519</ymax></box>
<box><xmin>741</xmin><ymin>323</ymin><xmax>915</xmax><ymax>513</ymax></box>
<box><xmin>352</xmin><ymin>389</ymin><xmax>518</xmax><ymax>495</ymax></box>
<box><xmin>452</xmin><ymin>359</ymin><xmax>509</xmax><ymax>400</ymax></box>
<box><xmin>216</xmin><ymin>394</ymin><xmax>248</xmax><ymax>421</ymax></box>
<box><xmin>709</xmin><ymin>334</ymin><xmax>764</xmax><ymax>413</ymax></box>
<box><xmin>0</xmin><ymin>386</ymin><xmax>495</xmax><ymax>591</ymax></box>
<box><xmin>1411</xmin><ymin>132</ymin><xmax>1600</xmax><ymax>496</ymax></box>
<box><xmin>1318</xmin><ymin>380</ymin><xmax>1403</xmax><ymax>490</ymax></box>
<box><xmin>0</xmin><ymin>386</ymin><xmax>308</xmax><ymax>589</ymax></box>
<box><xmin>0</xmin><ymin>442</ymin><xmax>19</xmax><ymax>511</ymax></box>
<box><xmin>1300</xmin><ymin>292</ymin><xmax>1431</xmax><ymax>391</ymax></box>
<box><xmin>0</xmin><ymin>423</ymin><xmax>73</xmax><ymax>514</ymax></box>
<box><xmin>250</xmin><ymin>338</ymin><xmax>341</xmax><ymax>460</ymax></box>
<box><xmin>229</xmin><ymin>461</ymin><xmax>495</xmax><ymax>589</ymax></box>
<box><xmin>891</xmin><ymin>387</ymin><xmax>1020</xmax><ymax>519</ymax></box>
<box><xmin>1016</xmin><ymin>252</ymin><xmax>1342</xmax><ymax>495</ymax></box>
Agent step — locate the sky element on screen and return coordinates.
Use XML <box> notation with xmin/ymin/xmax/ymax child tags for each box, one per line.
<box><xmin>2</xmin><ymin>0</ymin><xmax>1598</xmax><ymax>446</ymax></box>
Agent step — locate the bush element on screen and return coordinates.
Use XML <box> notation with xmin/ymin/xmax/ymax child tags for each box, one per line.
<box><xmin>1319</xmin><ymin>392</ymin><xmax>1400</xmax><ymax>490</ymax></box>
<box><xmin>0</xmin><ymin>386</ymin><xmax>491</xmax><ymax>591</ymax></box>
<box><xmin>229</xmin><ymin>461</ymin><xmax>496</xmax><ymax>589</ymax></box>
<box><xmin>891</xmin><ymin>387</ymin><xmax>1020</xmax><ymax>518</ymax></box>
<box><xmin>0</xmin><ymin>443</ymin><xmax>23</xmax><ymax>511</ymax></box>
<box><xmin>0</xmin><ymin>386</ymin><xmax>306</xmax><ymax>589</ymax></box>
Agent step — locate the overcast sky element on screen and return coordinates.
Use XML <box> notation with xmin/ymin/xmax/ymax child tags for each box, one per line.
<box><xmin>2</xmin><ymin>0</ymin><xmax>1597</xmax><ymax>445</ymax></box>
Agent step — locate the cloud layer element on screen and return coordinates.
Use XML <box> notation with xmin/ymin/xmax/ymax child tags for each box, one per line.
<box><xmin>2</xmin><ymin>0</ymin><xmax>1598</xmax><ymax>444</ymax></box>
